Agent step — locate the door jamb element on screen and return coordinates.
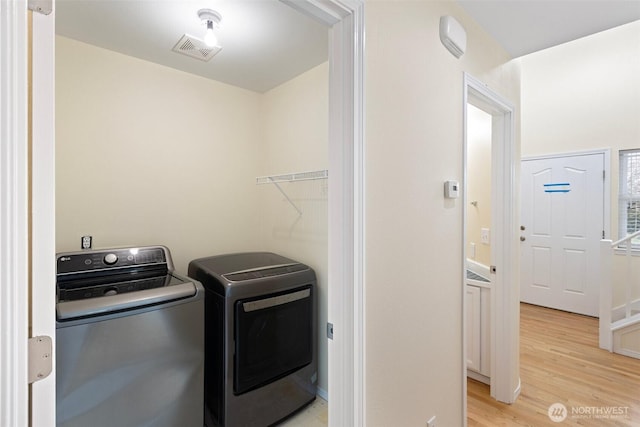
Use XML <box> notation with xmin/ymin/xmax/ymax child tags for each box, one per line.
<box><xmin>1</xmin><ymin>1</ymin><xmax>30</xmax><ymax>425</ymax></box>
<box><xmin>30</xmin><ymin>4</ymin><xmax>57</xmax><ymax>425</ymax></box>
<box><xmin>280</xmin><ymin>1</ymin><xmax>366</xmax><ymax>425</ymax></box>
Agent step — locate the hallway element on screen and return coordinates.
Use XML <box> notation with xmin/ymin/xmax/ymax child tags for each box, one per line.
<box><xmin>468</xmin><ymin>303</ymin><xmax>640</xmax><ymax>426</ymax></box>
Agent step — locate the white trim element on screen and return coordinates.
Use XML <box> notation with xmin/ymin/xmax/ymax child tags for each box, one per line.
<box><xmin>611</xmin><ymin>299</ymin><xmax>640</xmax><ymax>322</ymax></box>
<box><xmin>599</xmin><ymin>239</ymin><xmax>613</xmax><ymax>351</ymax></box>
<box><xmin>521</xmin><ymin>147</ymin><xmax>610</xmax><ymax>161</ymax></box>
<box><xmin>328</xmin><ymin>2</ymin><xmax>365</xmax><ymax>426</ymax></box>
<box><xmin>463</xmin><ymin>73</ymin><xmax>520</xmax><ymax>407</ymax></box>
<box><xmin>353</xmin><ymin>5</ymin><xmax>365</xmax><ymax>423</ymax></box>
<box><xmin>466</xmin><ymin>369</ymin><xmax>490</xmax><ymax>385</ymax></box>
<box><xmin>461</xmin><ymin>77</ymin><xmax>470</xmax><ymax>424</ymax></box>
<box><xmin>612</xmin><ymin>320</ymin><xmax>640</xmax><ymax>359</ymax></box>
<box><xmin>611</xmin><ymin>313</ymin><xmax>640</xmax><ymax>331</ymax></box>
<box><xmin>0</xmin><ymin>1</ymin><xmax>29</xmax><ymax>426</ymax></box>
<box><xmin>614</xmin><ymin>247</ymin><xmax>640</xmax><ymax>256</ymax></box>
<box><xmin>280</xmin><ymin>0</ymin><xmax>347</xmax><ymax>25</ymax></box>
<box><xmin>292</xmin><ymin>1</ymin><xmax>365</xmax><ymax>425</ymax></box>
<box><xmin>30</xmin><ymin>4</ymin><xmax>57</xmax><ymax>425</ymax></box>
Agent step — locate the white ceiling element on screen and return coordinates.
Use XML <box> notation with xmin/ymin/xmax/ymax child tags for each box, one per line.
<box><xmin>55</xmin><ymin>1</ymin><xmax>640</xmax><ymax>93</ymax></box>
<box><xmin>55</xmin><ymin>0</ymin><xmax>329</xmax><ymax>93</ymax></box>
<box><xmin>457</xmin><ymin>0</ymin><xmax>640</xmax><ymax>58</ymax></box>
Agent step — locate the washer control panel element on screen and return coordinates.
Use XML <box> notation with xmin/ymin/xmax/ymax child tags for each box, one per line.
<box><xmin>57</xmin><ymin>247</ymin><xmax>167</xmax><ymax>275</ymax></box>
<box><xmin>103</xmin><ymin>253</ymin><xmax>118</xmax><ymax>265</ymax></box>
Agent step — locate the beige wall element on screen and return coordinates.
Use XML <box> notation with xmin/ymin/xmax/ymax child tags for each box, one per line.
<box><xmin>56</xmin><ymin>36</ymin><xmax>263</xmax><ymax>273</ymax></box>
<box><xmin>56</xmin><ymin>37</ymin><xmax>329</xmax><ymax>393</ymax></box>
<box><xmin>466</xmin><ymin>104</ymin><xmax>492</xmax><ymax>267</ymax></box>
<box><xmin>520</xmin><ymin>20</ymin><xmax>640</xmax><ymax>239</ymax></box>
<box><xmin>259</xmin><ymin>63</ymin><xmax>328</xmax><ymax>175</ymax></box>
<box><xmin>259</xmin><ymin>62</ymin><xmax>329</xmax><ymax>394</ymax></box>
<box><xmin>364</xmin><ymin>2</ymin><xmax>520</xmax><ymax>425</ymax></box>
<box><xmin>519</xmin><ymin>21</ymin><xmax>640</xmax><ymax>307</ymax></box>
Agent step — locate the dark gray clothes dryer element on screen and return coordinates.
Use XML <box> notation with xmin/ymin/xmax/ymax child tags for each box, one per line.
<box><xmin>188</xmin><ymin>252</ymin><xmax>317</xmax><ymax>427</ymax></box>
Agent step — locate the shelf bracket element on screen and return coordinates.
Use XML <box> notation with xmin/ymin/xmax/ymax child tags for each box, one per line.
<box><xmin>256</xmin><ymin>169</ymin><xmax>328</xmax><ymax>216</ymax></box>
<box><xmin>270</xmin><ymin>177</ymin><xmax>303</xmax><ymax>216</ymax></box>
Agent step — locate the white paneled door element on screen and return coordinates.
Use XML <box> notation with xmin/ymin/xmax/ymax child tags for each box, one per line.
<box><xmin>520</xmin><ymin>153</ymin><xmax>605</xmax><ymax>317</ymax></box>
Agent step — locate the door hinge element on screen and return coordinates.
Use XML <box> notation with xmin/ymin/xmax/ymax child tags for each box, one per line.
<box><xmin>327</xmin><ymin>322</ymin><xmax>334</xmax><ymax>340</ymax></box>
<box><xmin>28</xmin><ymin>0</ymin><xmax>52</xmax><ymax>15</ymax></box>
<box><xmin>603</xmin><ymin>170</ymin><xmax>606</xmax><ymax>180</ymax></box>
<box><xmin>28</xmin><ymin>335</ymin><xmax>52</xmax><ymax>384</ymax></box>
<box><xmin>603</xmin><ymin>230</ymin><xmax>605</xmax><ymax>239</ymax></box>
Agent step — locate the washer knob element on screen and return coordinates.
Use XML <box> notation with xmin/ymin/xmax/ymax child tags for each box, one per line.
<box><xmin>104</xmin><ymin>253</ymin><xmax>118</xmax><ymax>265</ymax></box>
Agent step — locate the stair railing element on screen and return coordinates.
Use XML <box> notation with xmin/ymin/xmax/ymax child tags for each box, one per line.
<box><xmin>599</xmin><ymin>229</ymin><xmax>640</xmax><ymax>351</ymax></box>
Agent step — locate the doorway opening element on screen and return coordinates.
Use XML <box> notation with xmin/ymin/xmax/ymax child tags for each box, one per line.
<box><xmin>24</xmin><ymin>1</ymin><xmax>365</xmax><ymax>425</ymax></box>
<box><xmin>464</xmin><ymin>103</ymin><xmax>492</xmax><ymax>385</ymax></box>
<box><xmin>462</xmin><ymin>73</ymin><xmax>519</xmax><ymax>413</ymax></box>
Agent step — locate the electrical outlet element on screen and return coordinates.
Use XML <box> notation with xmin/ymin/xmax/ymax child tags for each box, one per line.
<box><xmin>427</xmin><ymin>415</ymin><xmax>436</xmax><ymax>427</ymax></box>
<box><xmin>81</xmin><ymin>235</ymin><xmax>92</xmax><ymax>250</ymax></box>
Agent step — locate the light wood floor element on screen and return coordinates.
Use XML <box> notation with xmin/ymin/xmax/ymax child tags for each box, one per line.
<box><xmin>468</xmin><ymin>303</ymin><xmax>640</xmax><ymax>426</ymax></box>
<box><xmin>278</xmin><ymin>397</ymin><xmax>328</xmax><ymax>426</ymax></box>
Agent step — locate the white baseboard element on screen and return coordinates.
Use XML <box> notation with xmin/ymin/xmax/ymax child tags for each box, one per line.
<box><xmin>513</xmin><ymin>377</ymin><xmax>522</xmax><ymax>402</ymax></box>
<box><xmin>467</xmin><ymin>369</ymin><xmax>490</xmax><ymax>385</ymax></box>
<box><xmin>317</xmin><ymin>386</ymin><xmax>328</xmax><ymax>402</ymax></box>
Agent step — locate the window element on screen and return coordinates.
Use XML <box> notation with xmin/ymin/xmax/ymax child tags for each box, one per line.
<box><xmin>618</xmin><ymin>149</ymin><xmax>640</xmax><ymax>247</ymax></box>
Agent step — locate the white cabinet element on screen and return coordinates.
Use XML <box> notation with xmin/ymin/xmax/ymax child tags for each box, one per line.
<box><xmin>466</xmin><ymin>284</ymin><xmax>490</xmax><ymax>382</ymax></box>
<box><xmin>465</xmin><ymin>285</ymin><xmax>481</xmax><ymax>372</ymax></box>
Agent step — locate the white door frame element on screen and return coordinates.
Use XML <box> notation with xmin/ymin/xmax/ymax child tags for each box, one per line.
<box><xmin>284</xmin><ymin>0</ymin><xmax>365</xmax><ymax>423</ymax></box>
<box><xmin>1</xmin><ymin>1</ymin><xmax>30</xmax><ymax>425</ymax></box>
<box><xmin>11</xmin><ymin>0</ymin><xmax>365</xmax><ymax>425</ymax></box>
<box><xmin>289</xmin><ymin>1</ymin><xmax>366</xmax><ymax>425</ymax></box>
<box><xmin>462</xmin><ymin>73</ymin><xmax>520</xmax><ymax>408</ymax></box>
<box><xmin>1</xmin><ymin>2</ymin><xmax>57</xmax><ymax>425</ymax></box>
<box><xmin>31</xmin><ymin>3</ymin><xmax>57</xmax><ymax>426</ymax></box>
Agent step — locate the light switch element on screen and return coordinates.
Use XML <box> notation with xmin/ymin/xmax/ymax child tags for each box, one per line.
<box><xmin>480</xmin><ymin>228</ymin><xmax>490</xmax><ymax>245</ymax></box>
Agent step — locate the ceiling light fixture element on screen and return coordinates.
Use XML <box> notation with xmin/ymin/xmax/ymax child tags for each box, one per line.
<box><xmin>198</xmin><ymin>9</ymin><xmax>222</xmax><ymax>48</ymax></box>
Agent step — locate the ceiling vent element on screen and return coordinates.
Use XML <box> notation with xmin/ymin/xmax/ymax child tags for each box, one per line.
<box><xmin>172</xmin><ymin>34</ymin><xmax>221</xmax><ymax>62</ymax></box>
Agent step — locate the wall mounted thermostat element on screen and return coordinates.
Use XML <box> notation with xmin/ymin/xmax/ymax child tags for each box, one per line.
<box><xmin>444</xmin><ymin>180</ymin><xmax>459</xmax><ymax>199</ymax></box>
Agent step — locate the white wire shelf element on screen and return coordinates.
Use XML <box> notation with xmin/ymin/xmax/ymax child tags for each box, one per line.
<box><xmin>256</xmin><ymin>169</ymin><xmax>328</xmax><ymax>215</ymax></box>
<box><xmin>256</xmin><ymin>169</ymin><xmax>328</xmax><ymax>185</ymax></box>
